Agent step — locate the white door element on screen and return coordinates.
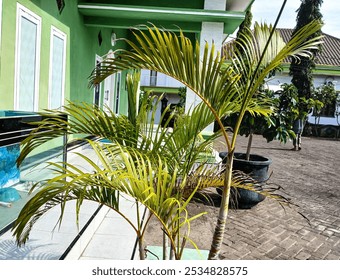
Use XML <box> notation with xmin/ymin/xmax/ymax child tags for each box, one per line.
<box><xmin>103</xmin><ymin>51</ymin><xmax>115</xmax><ymax>112</ymax></box>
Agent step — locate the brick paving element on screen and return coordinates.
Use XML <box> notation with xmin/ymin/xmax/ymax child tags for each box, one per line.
<box><xmin>211</xmin><ymin>134</ymin><xmax>340</xmax><ymax>260</ymax></box>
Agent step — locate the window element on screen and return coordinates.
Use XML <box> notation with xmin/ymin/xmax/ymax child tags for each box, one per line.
<box><xmin>103</xmin><ymin>51</ymin><xmax>116</xmax><ymax>113</ymax></box>
<box><xmin>15</xmin><ymin>4</ymin><xmax>41</xmax><ymax>111</ymax></box>
<box><xmin>49</xmin><ymin>27</ymin><xmax>66</xmax><ymax>110</ymax></box>
<box><xmin>150</xmin><ymin>70</ymin><xmax>157</xmax><ymax>86</ymax></box>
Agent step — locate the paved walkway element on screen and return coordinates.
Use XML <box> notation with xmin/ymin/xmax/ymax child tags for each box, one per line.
<box><xmin>0</xmin><ymin>143</ymin><xmax>143</xmax><ymax>260</ymax></box>
<box><xmin>1</xmin><ymin>135</ymin><xmax>339</xmax><ymax>260</ymax></box>
<box><xmin>211</xmin><ymin>134</ymin><xmax>340</xmax><ymax>260</ymax></box>
<box><xmin>73</xmin><ymin>195</ymin><xmax>142</xmax><ymax>260</ymax></box>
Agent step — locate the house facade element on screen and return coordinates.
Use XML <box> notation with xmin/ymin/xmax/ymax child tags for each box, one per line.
<box><xmin>0</xmin><ymin>0</ymin><xmax>253</xmax><ymax>118</ymax></box>
<box><xmin>266</xmin><ymin>29</ymin><xmax>340</xmax><ymax>130</ymax></box>
<box><xmin>0</xmin><ymin>0</ymin><xmax>129</xmax><ymax>115</ymax></box>
<box><xmin>0</xmin><ymin>0</ymin><xmax>255</xmax><ymax>246</ymax></box>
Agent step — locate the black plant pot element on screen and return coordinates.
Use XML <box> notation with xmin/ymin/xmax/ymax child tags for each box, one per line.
<box><xmin>218</xmin><ymin>152</ymin><xmax>272</xmax><ymax>209</ymax></box>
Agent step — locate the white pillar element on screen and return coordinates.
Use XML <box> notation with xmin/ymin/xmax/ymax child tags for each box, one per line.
<box><xmin>185</xmin><ymin>0</ymin><xmax>227</xmax><ymax>135</ymax></box>
<box><xmin>204</xmin><ymin>0</ymin><xmax>227</xmax><ymax>10</ymax></box>
<box><xmin>200</xmin><ymin>22</ymin><xmax>224</xmax><ymax>53</ymax></box>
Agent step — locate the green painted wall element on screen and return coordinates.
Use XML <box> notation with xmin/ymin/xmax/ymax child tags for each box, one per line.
<box><xmin>0</xmin><ymin>0</ymin><xmax>71</xmax><ymax>110</ymax></box>
<box><xmin>30</xmin><ymin>0</ymin><xmax>114</xmax><ymax>104</ymax></box>
<box><xmin>31</xmin><ymin>0</ymin><xmax>131</xmax><ymax>112</ymax></box>
<box><xmin>0</xmin><ymin>0</ymin><xmax>129</xmax><ymax>113</ymax></box>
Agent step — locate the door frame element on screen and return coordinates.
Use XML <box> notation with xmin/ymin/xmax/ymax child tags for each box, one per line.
<box><xmin>103</xmin><ymin>50</ymin><xmax>115</xmax><ymax>112</ymax></box>
<box><xmin>14</xmin><ymin>4</ymin><xmax>41</xmax><ymax>111</ymax></box>
<box><xmin>48</xmin><ymin>26</ymin><xmax>67</xmax><ymax>109</ymax></box>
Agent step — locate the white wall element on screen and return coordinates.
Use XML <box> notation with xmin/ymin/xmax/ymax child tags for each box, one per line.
<box><xmin>204</xmin><ymin>0</ymin><xmax>227</xmax><ymax>10</ymax></box>
<box><xmin>140</xmin><ymin>70</ymin><xmax>184</xmax><ymax>88</ymax></box>
<box><xmin>184</xmin><ymin>0</ymin><xmax>227</xmax><ymax>135</ymax></box>
<box><xmin>266</xmin><ymin>72</ymin><xmax>340</xmax><ymax>126</ymax></box>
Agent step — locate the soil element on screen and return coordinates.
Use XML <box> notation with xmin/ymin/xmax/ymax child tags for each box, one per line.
<box><xmin>144</xmin><ymin>134</ymin><xmax>340</xmax><ymax>260</ymax></box>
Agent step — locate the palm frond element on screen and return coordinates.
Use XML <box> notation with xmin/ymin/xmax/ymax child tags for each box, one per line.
<box><xmin>182</xmin><ymin>162</ymin><xmax>294</xmax><ymax>210</ymax></box>
<box><xmin>226</xmin><ymin>20</ymin><xmax>323</xmax><ymax>124</ymax></box>
<box><xmin>90</xmin><ymin>24</ymin><xmax>239</xmax><ymax>121</ymax></box>
<box><xmin>16</xmin><ymin>102</ymin><xmax>139</xmax><ymax>165</ymax></box>
<box><xmin>126</xmin><ymin>69</ymin><xmax>141</xmax><ymax>126</ymax></box>
<box><xmin>13</xmin><ymin>140</ymin><xmax>205</xmax><ymax>258</ymax></box>
<box><xmin>160</xmin><ymin>103</ymin><xmax>219</xmax><ymax>173</ymax></box>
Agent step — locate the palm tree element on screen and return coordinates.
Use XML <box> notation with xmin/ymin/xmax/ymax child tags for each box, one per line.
<box><xmin>12</xmin><ymin>4</ymin><xmax>322</xmax><ymax>259</ymax></box>
<box><xmin>12</xmin><ymin>71</ymin><xmax>291</xmax><ymax>260</ymax></box>
<box><xmin>12</xmin><ymin>71</ymin><xmax>225</xmax><ymax>260</ymax></box>
<box><xmin>14</xmin><ymin>138</ymin><xmax>210</xmax><ymax>260</ymax></box>
<box><xmin>88</xmin><ymin>20</ymin><xmax>323</xmax><ymax>259</ymax></box>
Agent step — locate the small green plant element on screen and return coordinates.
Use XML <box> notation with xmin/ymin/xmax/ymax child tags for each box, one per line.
<box><xmin>271</xmin><ymin>82</ymin><xmax>329</xmax><ymax>139</ymax></box>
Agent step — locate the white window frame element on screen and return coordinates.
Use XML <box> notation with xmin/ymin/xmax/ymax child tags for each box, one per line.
<box><xmin>48</xmin><ymin>26</ymin><xmax>67</xmax><ymax>109</ymax></box>
<box><xmin>14</xmin><ymin>4</ymin><xmax>41</xmax><ymax>111</ymax></box>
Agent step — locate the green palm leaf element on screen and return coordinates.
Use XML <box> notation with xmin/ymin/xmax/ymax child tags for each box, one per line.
<box><xmin>14</xmin><ymin>19</ymin><xmax>323</xmax><ymax>260</ymax></box>
<box><xmin>13</xmin><ymin>140</ymin><xmax>209</xmax><ymax>259</ymax></box>
<box><xmin>88</xmin><ymin>21</ymin><xmax>323</xmax><ymax>260</ymax></box>
<box><xmin>89</xmin><ymin>20</ymin><xmax>323</xmax><ymax>150</ymax></box>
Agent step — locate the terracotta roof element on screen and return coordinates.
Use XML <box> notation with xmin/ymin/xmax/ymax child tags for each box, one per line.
<box><xmin>223</xmin><ymin>28</ymin><xmax>340</xmax><ymax>67</ymax></box>
<box><xmin>276</xmin><ymin>28</ymin><xmax>340</xmax><ymax>67</ymax></box>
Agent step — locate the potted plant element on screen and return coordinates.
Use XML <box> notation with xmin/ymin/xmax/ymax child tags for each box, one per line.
<box><xmin>218</xmin><ymin>81</ymin><xmax>322</xmax><ymax>208</ymax></box>
<box><xmin>218</xmin><ymin>90</ymin><xmax>274</xmax><ymax>208</ymax></box>
<box><xmin>212</xmin><ymin>6</ymin><xmax>281</xmax><ymax>208</ymax></box>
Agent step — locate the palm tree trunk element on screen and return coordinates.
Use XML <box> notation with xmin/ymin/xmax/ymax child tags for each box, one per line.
<box><xmin>208</xmin><ymin>150</ymin><xmax>234</xmax><ymax>260</ymax></box>
<box><xmin>163</xmin><ymin>231</ymin><xmax>169</xmax><ymax>260</ymax></box>
<box><xmin>138</xmin><ymin>236</ymin><xmax>145</xmax><ymax>260</ymax></box>
<box><xmin>246</xmin><ymin>132</ymin><xmax>253</xmax><ymax>161</ymax></box>
<box><xmin>170</xmin><ymin>245</ymin><xmax>175</xmax><ymax>260</ymax></box>
<box><xmin>135</xmin><ymin>200</ymin><xmax>145</xmax><ymax>260</ymax></box>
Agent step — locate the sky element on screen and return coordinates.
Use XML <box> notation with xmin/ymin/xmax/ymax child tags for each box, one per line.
<box><xmin>250</xmin><ymin>0</ymin><xmax>340</xmax><ymax>38</ymax></box>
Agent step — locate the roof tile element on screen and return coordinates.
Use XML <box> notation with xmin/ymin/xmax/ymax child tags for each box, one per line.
<box><xmin>273</xmin><ymin>28</ymin><xmax>339</xmax><ymax>67</ymax></box>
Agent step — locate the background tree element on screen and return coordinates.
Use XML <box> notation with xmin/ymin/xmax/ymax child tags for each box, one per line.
<box><xmin>289</xmin><ymin>0</ymin><xmax>324</xmax><ymax>115</ymax></box>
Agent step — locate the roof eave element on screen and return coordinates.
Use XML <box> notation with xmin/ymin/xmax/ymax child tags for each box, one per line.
<box><xmin>78</xmin><ymin>3</ymin><xmax>246</xmax><ymax>34</ymax></box>
<box><xmin>281</xmin><ymin>63</ymin><xmax>340</xmax><ymax>76</ymax></box>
